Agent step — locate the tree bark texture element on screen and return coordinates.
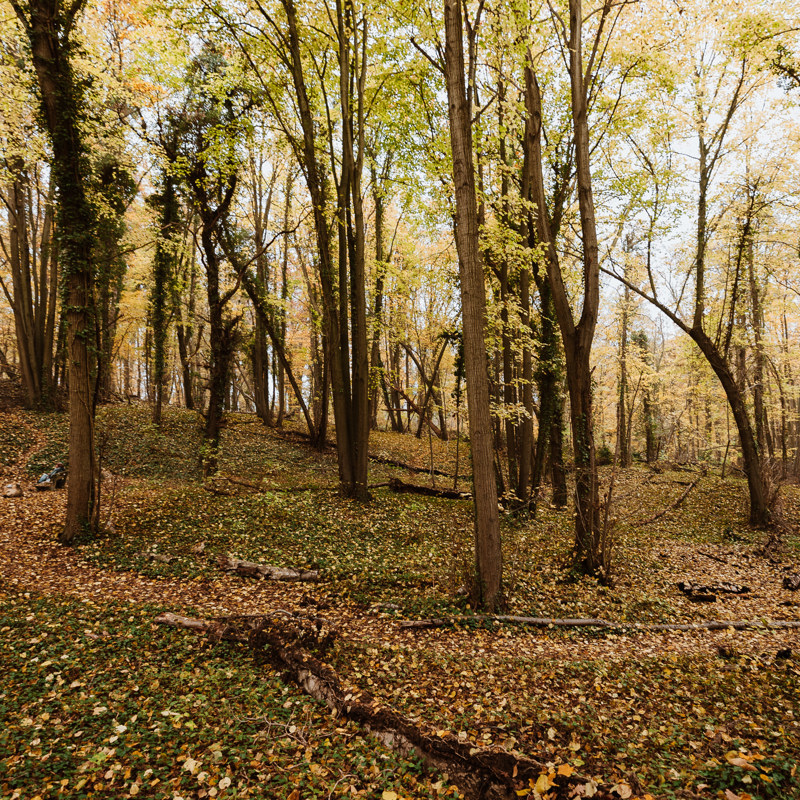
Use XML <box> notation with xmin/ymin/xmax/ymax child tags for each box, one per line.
<box><xmin>443</xmin><ymin>0</ymin><xmax>503</xmax><ymax>610</ymax></box>
<box><xmin>13</xmin><ymin>0</ymin><xmax>97</xmax><ymax>543</ymax></box>
<box><xmin>523</xmin><ymin>56</ymin><xmax>602</xmax><ymax>573</ymax></box>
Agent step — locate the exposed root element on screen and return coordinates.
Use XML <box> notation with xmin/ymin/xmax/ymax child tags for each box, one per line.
<box><xmin>154</xmin><ymin>611</ymin><xmax>613</xmax><ymax>800</ymax></box>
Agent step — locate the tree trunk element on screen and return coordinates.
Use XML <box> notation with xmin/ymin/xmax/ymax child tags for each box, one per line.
<box><xmin>691</xmin><ymin>328</ymin><xmax>770</xmax><ymax>524</ymax></box>
<box><xmin>616</xmin><ymin>281</ymin><xmax>631</xmax><ymax>468</ymax></box>
<box><xmin>277</xmin><ymin>170</ymin><xmax>292</xmax><ymax>428</ymax></box>
<box><xmin>524</xmin><ymin>53</ymin><xmax>602</xmax><ymax>574</ymax></box>
<box><xmin>5</xmin><ymin>161</ymin><xmax>41</xmax><ymax>407</ymax></box>
<box><xmin>14</xmin><ymin>0</ymin><xmax>97</xmax><ymax>543</ymax></box>
<box><xmin>151</xmin><ymin>174</ymin><xmax>178</xmax><ymax>427</ymax></box>
<box><xmin>443</xmin><ymin>0</ymin><xmax>503</xmax><ymax>610</ymax></box>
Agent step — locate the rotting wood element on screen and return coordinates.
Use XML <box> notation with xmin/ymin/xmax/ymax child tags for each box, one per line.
<box><xmin>399</xmin><ymin>614</ymin><xmax>800</xmax><ymax>633</ymax></box>
<box><xmin>638</xmin><ymin>480</ymin><xmax>698</xmax><ymax>525</ymax></box>
<box><xmin>677</xmin><ymin>580</ymin><xmax>749</xmax><ymax>597</ymax></box>
<box><xmin>217</xmin><ymin>555</ymin><xmax>319</xmax><ymax>582</ymax></box>
<box><xmin>388</xmin><ymin>476</ymin><xmax>471</xmax><ymax>500</ymax></box>
<box><xmin>153</xmin><ymin>612</ymin><xmax>592</xmax><ymax>800</ymax></box>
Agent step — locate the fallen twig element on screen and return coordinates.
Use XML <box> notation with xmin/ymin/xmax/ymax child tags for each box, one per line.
<box><xmin>697</xmin><ymin>550</ymin><xmax>729</xmax><ymax>565</ymax></box>
<box><xmin>399</xmin><ymin>614</ymin><xmax>800</xmax><ymax>633</ymax></box>
<box><xmin>638</xmin><ymin>480</ymin><xmax>698</xmax><ymax>525</ymax></box>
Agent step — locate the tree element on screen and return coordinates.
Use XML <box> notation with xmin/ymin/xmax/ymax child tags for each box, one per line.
<box><xmin>603</xmin><ymin>6</ymin><xmax>787</xmax><ymax>525</ymax></box>
<box><xmin>94</xmin><ymin>154</ymin><xmax>135</xmax><ymax>403</ymax></box>
<box><xmin>523</xmin><ymin>0</ymin><xmax>626</xmax><ymax>576</ymax></box>
<box><xmin>158</xmin><ymin>46</ymin><xmax>250</xmax><ymax>475</ymax></box>
<box><xmin>10</xmin><ymin>0</ymin><xmax>98</xmax><ymax>544</ymax></box>
<box><xmin>0</xmin><ymin>151</ymin><xmax>58</xmax><ymax>409</ymax></box>
<box><xmin>442</xmin><ymin>0</ymin><xmax>502</xmax><ymax>610</ymax></box>
<box><xmin>149</xmin><ymin>171</ymin><xmax>180</xmax><ymax>426</ymax></box>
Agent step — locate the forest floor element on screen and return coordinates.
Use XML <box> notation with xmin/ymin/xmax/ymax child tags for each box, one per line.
<box><xmin>0</xmin><ymin>399</ymin><xmax>799</xmax><ymax>800</ymax></box>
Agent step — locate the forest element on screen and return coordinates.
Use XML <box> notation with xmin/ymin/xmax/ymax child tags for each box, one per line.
<box><xmin>1</xmin><ymin>0</ymin><xmax>800</xmax><ymax>797</ymax></box>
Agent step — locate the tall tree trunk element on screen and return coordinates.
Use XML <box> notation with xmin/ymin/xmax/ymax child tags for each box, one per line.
<box><xmin>14</xmin><ymin>0</ymin><xmax>97</xmax><ymax>543</ymax></box>
<box><xmin>550</xmin><ymin>395</ymin><xmax>568</xmax><ymax>508</ymax></box>
<box><xmin>524</xmin><ymin>51</ymin><xmax>602</xmax><ymax>574</ymax></box>
<box><xmin>369</xmin><ymin>159</ymin><xmax>390</xmax><ymax>430</ymax></box>
<box><xmin>5</xmin><ymin>161</ymin><xmax>41</xmax><ymax>406</ymax></box>
<box><xmin>616</xmin><ymin>281</ymin><xmax>631</xmax><ymax>468</ymax></box>
<box><xmin>277</xmin><ymin>173</ymin><xmax>291</xmax><ymax>428</ymax></box>
<box><xmin>151</xmin><ymin>174</ymin><xmax>178</xmax><ymax>426</ymax></box>
<box><xmin>747</xmin><ymin>233</ymin><xmax>770</xmax><ymax>462</ymax></box>
<box><xmin>692</xmin><ymin>328</ymin><xmax>770</xmax><ymax>524</ymax></box>
<box><xmin>443</xmin><ymin>0</ymin><xmax>502</xmax><ymax>610</ymax></box>
<box><xmin>174</xmin><ymin>246</ymin><xmax>197</xmax><ymax>410</ymax></box>
<box><xmin>200</xmin><ymin>219</ymin><xmax>236</xmax><ymax>475</ymax></box>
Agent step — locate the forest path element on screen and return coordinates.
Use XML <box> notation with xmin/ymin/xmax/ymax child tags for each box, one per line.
<box><xmin>1</xmin><ymin>481</ymin><xmax>798</xmax><ymax>667</ymax></box>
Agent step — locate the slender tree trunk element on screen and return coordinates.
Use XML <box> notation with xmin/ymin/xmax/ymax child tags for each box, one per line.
<box><xmin>443</xmin><ymin>0</ymin><xmax>502</xmax><ymax>610</ymax></box>
<box><xmin>151</xmin><ymin>174</ymin><xmax>178</xmax><ymax>426</ymax></box>
<box><xmin>524</xmin><ymin>53</ymin><xmax>602</xmax><ymax>573</ymax></box>
<box><xmin>6</xmin><ymin>161</ymin><xmax>41</xmax><ymax>406</ymax></box>
<box><xmin>277</xmin><ymin>170</ymin><xmax>292</xmax><ymax>427</ymax></box>
<box><xmin>369</xmin><ymin>162</ymin><xmax>388</xmax><ymax>429</ymax></box>
<box><xmin>616</xmin><ymin>282</ymin><xmax>631</xmax><ymax>467</ymax></box>
<box><xmin>550</xmin><ymin>396</ymin><xmax>568</xmax><ymax>508</ymax></box>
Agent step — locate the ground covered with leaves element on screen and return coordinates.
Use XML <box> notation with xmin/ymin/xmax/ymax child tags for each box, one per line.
<box><xmin>1</xmin><ymin>402</ymin><xmax>799</xmax><ymax>800</ymax></box>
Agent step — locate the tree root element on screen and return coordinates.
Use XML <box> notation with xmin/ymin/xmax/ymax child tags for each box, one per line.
<box><xmin>153</xmin><ymin>612</ymin><xmax>606</xmax><ymax>800</ymax></box>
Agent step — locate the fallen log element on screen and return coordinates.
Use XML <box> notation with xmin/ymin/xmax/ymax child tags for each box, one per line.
<box><xmin>217</xmin><ymin>555</ymin><xmax>319</xmax><ymax>581</ymax></box>
<box><xmin>677</xmin><ymin>581</ymin><xmax>750</xmax><ymax>603</ymax></box>
<box><xmin>638</xmin><ymin>479</ymin><xmax>698</xmax><ymax>525</ymax></box>
<box><xmin>369</xmin><ymin>453</ymin><xmax>466</xmax><ymax>480</ymax></box>
<box><xmin>399</xmin><ymin>614</ymin><xmax>800</xmax><ymax>634</ymax></box>
<box><xmin>153</xmin><ymin>612</ymin><xmax>590</xmax><ymax>800</ymax></box>
<box><xmin>388</xmin><ymin>477</ymin><xmax>470</xmax><ymax>500</ymax></box>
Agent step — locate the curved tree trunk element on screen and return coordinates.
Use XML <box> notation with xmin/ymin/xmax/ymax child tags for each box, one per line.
<box><xmin>692</xmin><ymin>329</ymin><xmax>770</xmax><ymax>525</ymax></box>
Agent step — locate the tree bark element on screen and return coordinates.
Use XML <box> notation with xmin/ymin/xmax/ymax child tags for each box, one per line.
<box><xmin>443</xmin><ymin>0</ymin><xmax>503</xmax><ymax>610</ymax></box>
<box><xmin>12</xmin><ymin>0</ymin><xmax>97</xmax><ymax>543</ymax></box>
<box><xmin>523</xmin><ymin>54</ymin><xmax>602</xmax><ymax>573</ymax></box>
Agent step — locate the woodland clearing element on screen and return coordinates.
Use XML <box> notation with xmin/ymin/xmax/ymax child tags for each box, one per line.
<box><xmin>0</xmin><ymin>402</ymin><xmax>799</xmax><ymax>800</ymax></box>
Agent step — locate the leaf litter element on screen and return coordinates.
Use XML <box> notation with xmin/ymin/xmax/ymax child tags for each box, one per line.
<box><xmin>0</xmin><ymin>406</ymin><xmax>798</xmax><ymax>799</ymax></box>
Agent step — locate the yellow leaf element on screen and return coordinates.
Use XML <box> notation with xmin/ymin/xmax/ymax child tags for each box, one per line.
<box><xmin>725</xmin><ymin>752</ymin><xmax>757</xmax><ymax>771</ymax></box>
<box><xmin>557</xmin><ymin>764</ymin><xmax>575</xmax><ymax>777</ymax></box>
<box><xmin>382</xmin><ymin>792</ymin><xmax>398</xmax><ymax>800</ymax></box>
